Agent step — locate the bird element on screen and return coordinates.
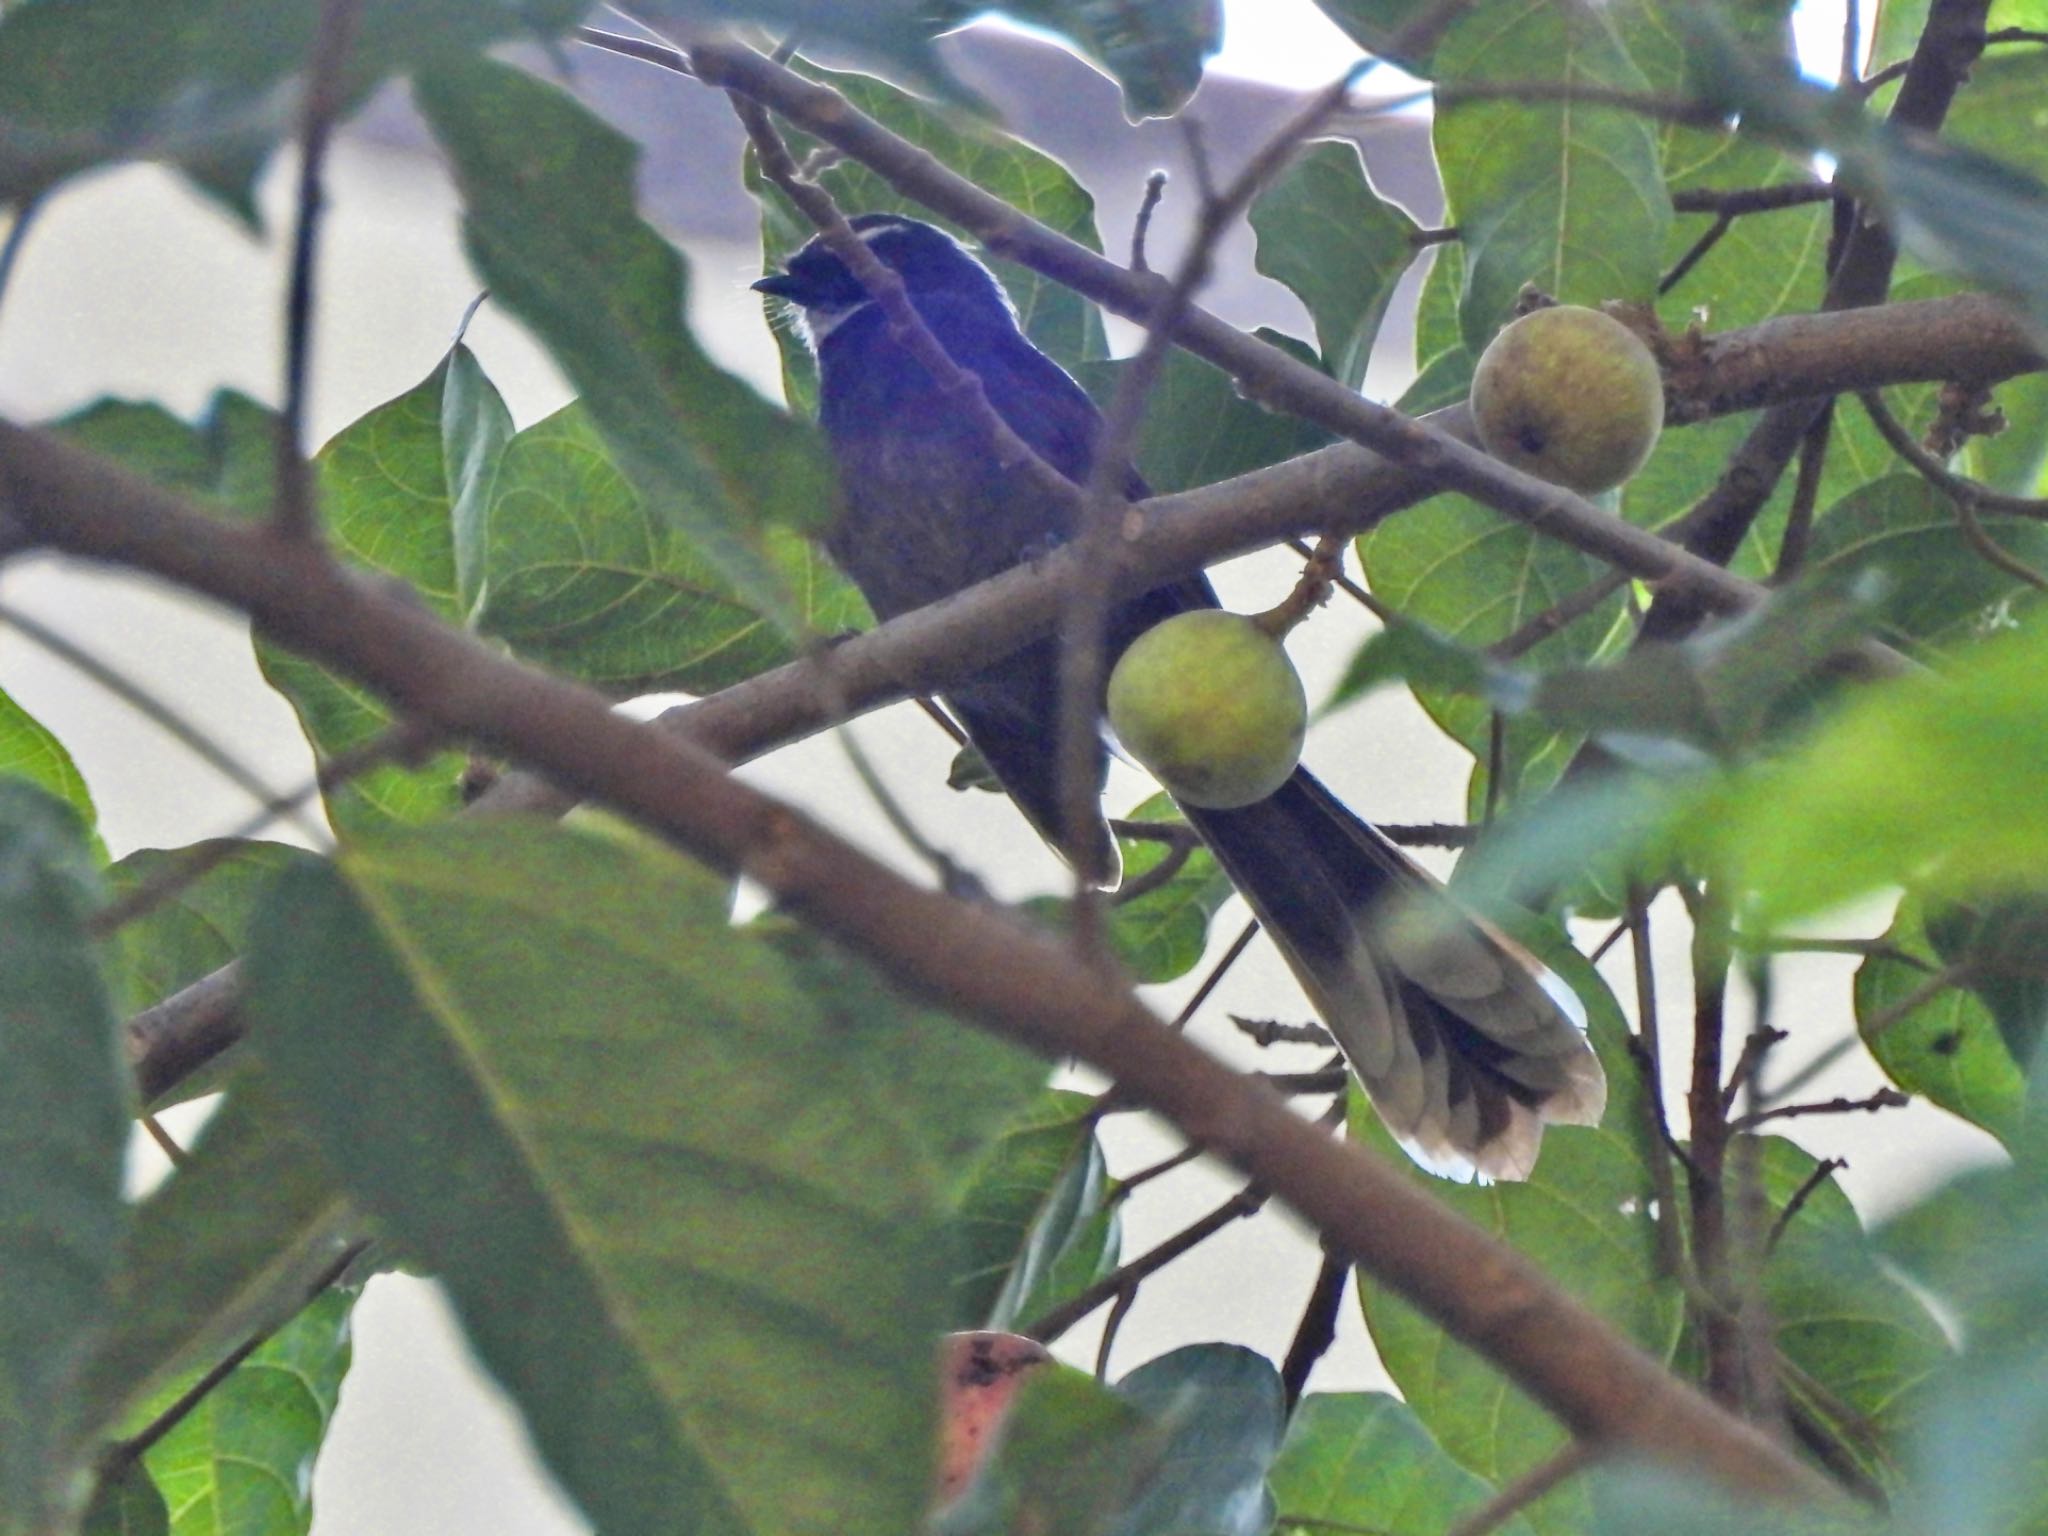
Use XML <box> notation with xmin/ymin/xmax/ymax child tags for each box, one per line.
<box><xmin>754</xmin><ymin>213</ymin><xmax>1605</xmax><ymax>1179</ymax></box>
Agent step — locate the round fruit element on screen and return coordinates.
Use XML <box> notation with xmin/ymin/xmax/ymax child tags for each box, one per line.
<box><xmin>1107</xmin><ymin>610</ymin><xmax>1307</xmax><ymax>809</ymax></box>
<box><xmin>1469</xmin><ymin>304</ymin><xmax>1665</xmax><ymax>495</ymax></box>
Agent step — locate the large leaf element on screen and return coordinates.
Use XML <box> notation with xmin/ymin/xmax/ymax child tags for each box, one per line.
<box><xmin>951</xmin><ymin>1089</ymin><xmax>1119</xmax><ymax>1331</ymax></box>
<box><xmin>0</xmin><ymin>0</ymin><xmax>587</xmax><ymax>219</ymax></box>
<box><xmin>254</xmin><ymin>358</ymin><xmax>480</xmax><ymax>833</ymax></box>
<box><xmin>1801</xmin><ymin>475</ymin><xmax>2048</xmax><ymax>650</ymax></box>
<box><xmin>1351</xmin><ymin>918</ymin><xmax>1679</xmax><ymax>1535</ymax></box>
<box><xmin>0</xmin><ymin>684</ymin><xmax>96</xmax><ymax>836</ymax></box>
<box><xmin>1271</xmin><ymin>1392</ymin><xmax>1529</xmax><ymax>1536</ymax></box>
<box><xmin>0</xmin><ymin>780</ymin><xmax>127</xmax><ymax>1536</ymax></box>
<box><xmin>1434</xmin><ymin>0</ymin><xmax>1671</xmax><ymax>350</ymax></box>
<box><xmin>1752</xmin><ymin>1137</ymin><xmax>1952</xmax><ymax>1495</ymax></box>
<box><xmin>972</xmin><ymin>0</ymin><xmax>1223</xmax><ymax>119</ymax></box>
<box><xmin>475</xmin><ymin>402</ymin><xmax>868</xmax><ymax>695</ymax></box>
<box><xmin>1706</xmin><ymin>620</ymin><xmax>2048</xmax><ymax>926</ymax></box>
<box><xmin>246</xmin><ymin>820</ymin><xmax>1039</xmax><ymax>1536</ymax></box>
<box><xmin>76</xmin><ymin>1075</ymin><xmax>354</xmax><ymax>1446</ymax></box>
<box><xmin>751</xmin><ymin>65</ymin><xmax>1108</xmax><ymax>412</ymax></box>
<box><xmin>54</xmin><ymin>390</ymin><xmax>276</xmax><ymax>522</ymax></box>
<box><xmin>1111</xmin><ymin>1345</ymin><xmax>1284</xmax><ymax>1536</ymax></box>
<box><xmin>139</xmin><ymin>1289</ymin><xmax>356</xmax><ymax>1536</ymax></box>
<box><xmin>1854</xmin><ymin>896</ymin><xmax>2029</xmax><ymax>1146</ymax></box>
<box><xmin>1251</xmin><ymin>140</ymin><xmax>1422</xmax><ymax>390</ymax></box>
<box><xmin>418</xmin><ymin>59</ymin><xmax>832</xmax><ymax>628</ymax></box>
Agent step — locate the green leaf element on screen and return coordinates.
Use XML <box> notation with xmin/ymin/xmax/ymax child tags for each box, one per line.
<box><xmin>254</xmin><ymin>360</ymin><xmax>473</xmax><ymax>833</ymax></box>
<box><xmin>0</xmin><ymin>683</ymin><xmax>96</xmax><ymax>835</ymax></box>
<box><xmin>751</xmin><ymin>65</ymin><xmax>1108</xmax><ymax>411</ymax></box>
<box><xmin>1688</xmin><ymin>20</ymin><xmax>2048</xmax><ymax>333</ymax></box>
<box><xmin>1326</xmin><ymin>611</ymin><xmax>1513</xmax><ymax>716</ymax></box>
<box><xmin>985</xmin><ymin>0</ymin><xmax>1223</xmax><ymax>119</ymax></box>
<box><xmin>1356</xmin><ymin>492</ymin><xmax>1624</xmax><ymax>814</ymax></box>
<box><xmin>0</xmin><ymin>0</ymin><xmax>588</xmax><ymax>218</ymax></box>
<box><xmin>620</xmin><ymin>1</ymin><xmax>957</xmax><ymax>98</ymax></box>
<box><xmin>54</xmin><ymin>390</ymin><xmax>276</xmax><ymax>522</ymax></box>
<box><xmin>1434</xmin><ymin>0</ymin><xmax>1672</xmax><ymax>350</ymax></box>
<box><xmin>1707</xmin><ymin>621</ymin><xmax>2048</xmax><ymax>926</ymax></box>
<box><xmin>1855</xmin><ymin>896</ymin><xmax>2029</xmax><ymax>1146</ymax></box>
<box><xmin>475</xmin><ymin>403</ymin><xmax>869</xmax><ymax>695</ymax></box>
<box><xmin>1751</xmin><ymin>1137</ymin><xmax>1951</xmax><ymax>1495</ymax></box>
<box><xmin>0</xmin><ymin>779</ymin><xmax>126</xmax><ymax>1536</ymax></box>
<box><xmin>1104</xmin><ymin>795</ymin><xmax>1235</xmax><ymax>985</ymax></box>
<box><xmin>417</xmin><ymin>58</ymin><xmax>830</xmax><ymax>629</ymax></box>
<box><xmin>952</xmin><ymin>1089</ymin><xmax>1118</xmax><ymax>1331</ymax></box>
<box><xmin>1271</xmin><ymin>1392</ymin><xmax>1528</xmax><ymax>1536</ymax></box>
<box><xmin>82</xmin><ymin>1465</ymin><xmax>169</xmax><ymax>1536</ymax></box>
<box><xmin>1802</xmin><ymin>475</ymin><xmax>2048</xmax><ymax>649</ymax></box>
<box><xmin>441</xmin><ymin>340</ymin><xmax>513</xmax><ymax>617</ymax></box>
<box><xmin>1075</xmin><ymin>335</ymin><xmax>1331</xmax><ymax>495</ymax></box>
<box><xmin>105</xmin><ymin>841</ymin><xmax>313</xmax><ymax>1017</ymax></box>
<box><xmin>76</xmin><ymin>1075</ymin><xmax>354</xmax><ymax>1446</ymax></box>
<box><xmin>246</xmin><ymin>820</ymin><xmax>1039</xmax><ymax>1536</ymax></box>
<box><xmin>140</xmin><ymin>1289</ymin><xmax>355</xmax><ymax>1536</ymax></box>
<box><xmin>1251</xmin><ymin>140</ymin><xmax>1422</xmax><ymax>390</ymax></box>
<box><xmin>1351</xmin><ymin>916</ymin><xmax>1679</xmax><ymax>1534</ymax></box>
<box><xmin>1302</xmin><ymin>0</ymin><xmax>1450</xmax><ymax>71</ymax></box>
<box><xmin>1111</xmin><ymin>1344</ymin><xmax>1283</xmax><ymax>1536</ymax></box>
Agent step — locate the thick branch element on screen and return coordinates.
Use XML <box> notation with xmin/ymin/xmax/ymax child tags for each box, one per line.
<box><xmin>101</xmin><ymin>291</ymin><xmax>2043</xmax><ymax>1098</ymax></box>
<box><xmin>0</xmin><ymin>422</ymin><xmax>1834</xmax><ymax>1504</ymax></box>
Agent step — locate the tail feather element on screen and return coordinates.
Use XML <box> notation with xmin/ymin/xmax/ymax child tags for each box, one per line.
<box><xmin>1184</xmin><ymin>769</ymin><xmax>1605</xmax><ymax>1180</ymax></box>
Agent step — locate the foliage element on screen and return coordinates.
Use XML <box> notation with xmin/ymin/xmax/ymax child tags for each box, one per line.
<box><xmin>4</xmin><ymin>0</ymin><xmax>2048</xmax><ymax>1533</ymax></box>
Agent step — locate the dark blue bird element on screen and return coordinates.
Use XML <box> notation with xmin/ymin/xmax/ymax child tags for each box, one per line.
<box><xmin>756</xmin><ymin>214</ymin><xmax>1603</xmax><ymax>1178</ymax></box>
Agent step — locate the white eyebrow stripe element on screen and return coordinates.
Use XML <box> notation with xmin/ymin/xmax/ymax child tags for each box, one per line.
<box><xmin>856</xmin><ymin>220</ymin><xmax>913</xmax><ymax>246</ymax></box>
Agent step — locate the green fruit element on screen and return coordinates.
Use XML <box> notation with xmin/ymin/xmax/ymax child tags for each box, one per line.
<box><xmin>1107</xmin><ymin>610</ymin><xmax>1307</xmax><ymax>809</ymax></box>
<box><xmin>1469</xmin><ymin>304</ymin><xmax>1665</xmax><ymax>495</ymax></box>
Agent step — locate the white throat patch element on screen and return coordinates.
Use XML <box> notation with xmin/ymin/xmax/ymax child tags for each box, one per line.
<box><xmin>804</xmin><ymin>299</ymin><xmax>878</xmax><ymax>347</ymax></box>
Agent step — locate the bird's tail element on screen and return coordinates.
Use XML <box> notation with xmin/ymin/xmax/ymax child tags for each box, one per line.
<box><xmin>1183</xmin><ymin>770</ymin><xmax>1606</xmax><ymax>1181</ymax></box>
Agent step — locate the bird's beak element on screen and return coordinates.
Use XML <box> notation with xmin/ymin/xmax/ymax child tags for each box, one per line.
<box><xmin>752</xmin><ymin>273</ymin><xmax>805</xmax><ymax>300</ymax></box>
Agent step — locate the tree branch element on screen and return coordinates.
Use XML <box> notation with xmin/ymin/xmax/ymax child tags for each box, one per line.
<box><xmin>0</xmin><ymin>423</ymin><xmax>1836</xmax><ymax>1503</ymax></box>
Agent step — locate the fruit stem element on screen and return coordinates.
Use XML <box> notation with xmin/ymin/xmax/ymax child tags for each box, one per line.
<box><xmin>1254</xmin><ymin>535</ymin><xmax>1343</xmax><ymax>638</ymax></box>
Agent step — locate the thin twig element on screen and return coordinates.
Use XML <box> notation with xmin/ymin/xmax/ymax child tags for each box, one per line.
<box><xmin>1287</xmin><ymin>536</ymin><xmax>1395</xmax><ymax>622</ymax></box>
<box><xmin>1442</xmin><ymin>1441</ymin><xmax>1602</xmax><ymax>1536</ymax></box>
<box><xmin>1720</xmin><ymin>1026</ymin><xmax>1790</xmax><ymax>1114</ymax></box>
<box><xmin>0</xmin><ymin>602</ymin><xmax>325</xmax><ymax>844</ymax></box>
<box><xmin>1280</xmin><ymin>1245</ymin><xmax>1350</xmax><ymax>1411</ymax></box>
<box><xmin>1231</xmin><ymin>1014</ymin><xmax>1335</xmax><ymax>1049</ymax></box>
<box><xmin>1669</xmin><ymin>182</ymin><xmax>1838</xmax><ymax>217</ymax></box>
<box><xmin>1023</xmin><ymin>1183</ymin><xmax>1268</xmax><ymax>1343</ymax></box>
<box><xmin>1111</xmin><ymin>835</ymin><xmax>1195</xmax><ymax>905</ymax></box>
<box><xmin>1490</xmin><ymin>569</ymin><xmax>1631</xmax><ymax>660</ymax></box>
<box><xmin>274</xmin><ymin>0</ymin><xmax>365</xmax><ymax>540</ymax></box>
<box><xmin>1169</xmin><ymin>918</ymin><xmax>1259</xmax><ymax>1030</ymax></box>
<box><xmin>1659</xmin><ymin>213</ymin><xmax>1734</xmax><ymax>297</ymax></box>
<box><xmin>1130</xmin><ymin>170</ymin><xmax>1169</xmax><ymax>273</ymax></box>
<box><xmin>1766</xmin><ymin>1157</ymin><xmax>1847</xmax><ymax>1256</ymax></box>
<box><xmin>1773</xmin><ymin>402</ymin><xmax>1833</xmax><ymax>579</ymax></box>
<box><xmin>139</xmin><ymin>1113</ymin><xmax>188</xmax><ymax>1168</ymax></box>
<box><xmin>98</xmin><ymin>1239</ymin><xmax>367</xmax><ymax>1477</ymax></box>
<box><xmin>575</xmin><ymin>24</ymin><xmax>701</xmax><ymax>75</ymax></box>
<box><xmin>1113</xmin><ymin>1142</ymin><xmax>1202</xmax><ymax>1199</ymax></box>
<box><xmin>87</xmin><ymin>721</ymin><xmax>435</xmax><ymax>940</ymax></box>
<box><xmin>1732</xmin><ymin>1087</ymin><xmax>1910</xmax><ymax>1131</ymax></box>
